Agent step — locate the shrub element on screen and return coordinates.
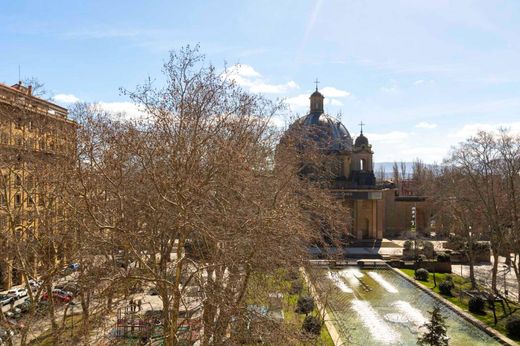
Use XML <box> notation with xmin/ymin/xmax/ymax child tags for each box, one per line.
<box><xmin>468</xmin><ymin>296</ymin><xmax>485</xmax><ymax>314</ymax></box>
<box><xmin>295</xmin><ymin>296</ymin><xmax>314</xmax><ymax>315</ymax></box>
<box><xmin>437</xmin><ymin>253</ymin><xmax>451</xmax><ymax>262</ymax></box>
<box><xmin>285</xmin><ymin>269</ymin><xmax>300</xmax><ymax>281</ymax></box>
<box><xmin>404</xmin><ymin>240</ymin><xmax>413</xmax><ymax>250</ymax></box>
<box><xmin>290</xmin><ymin>280</ymin><xmax>303</xmax><ymax>295</ymax></box>
<box><xmin>415</xmin><ymin>268</ymin><xmax>429</xmax><ymax>281</ymax></box>
<box><xmin>422</xmin><ymin>241</ymin><xmax>435</xmax><ymax>258</ymax></box>
<box><xmin>439</xmin><ymin>280</ymin><xmax>454</xmax><ymax>296</ymax></box>
<box><xmin>506</xmin><ymin>316</ymin><xmax>520</xmax><ymax>338</ymax></box>
<box><xmin>302</xmin><ymin>315</ymin><xmax>322</xmax><ymax>335</ymax></box>
<box><xmin>473</xmin><ymin>241</ymin><xmax>490</xmax><ymax>251</ymax></box>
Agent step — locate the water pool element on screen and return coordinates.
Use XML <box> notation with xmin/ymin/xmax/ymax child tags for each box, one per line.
<box><xmin>316</xmin><ymin>267</ymin><xmax>504</xmax><ymax>345</ymax></box>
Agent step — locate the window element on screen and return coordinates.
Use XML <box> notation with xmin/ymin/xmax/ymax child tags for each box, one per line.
<box><xmin>39</xmin><ymin>137</ymin><xmax>46</xmax><ymax>151</ymax></box>
<box><xmin>0</xmin><ymin>132</ymin><xmax>8</xmax><ymax>144</ymax></box>
<box><xmin>15</xmin><ymin>193</ymin><xmax>22</xmax><ymax>207</ymax></box>
<box><xmin>15</xmin><ymin>174</ymin><xmax>22</xmax><ymax>187</ymax></box>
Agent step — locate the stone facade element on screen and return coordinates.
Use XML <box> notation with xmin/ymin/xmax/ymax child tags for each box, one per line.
<box><xmin>0</xmin><ymin>81</ymin><xmax>76</xmax><ymax>289</ymax></box>
<box><xmin>281</xmin><ymin>87</ymin><xmax>429</xmax><ymax>241</ymax></box>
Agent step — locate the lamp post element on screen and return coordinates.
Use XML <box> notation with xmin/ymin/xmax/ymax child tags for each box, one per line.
<box><xmin>411</xmin><ymin>206</ymin><xmax>417</xmax><ymax>273</ymax></box>
<box><xmin>503</xmin><ymin>264</ymin><xmax>509</xmax><ymax>297</ymax></box>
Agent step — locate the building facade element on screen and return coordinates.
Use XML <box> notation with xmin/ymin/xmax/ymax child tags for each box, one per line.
<box><xmin>281</xmin><ymin>87</ymin><xmax>429</xmax><ymax>241</ymax></box>
<box><xmin>0</xmin><ymin>81</ymin><xmax>76</xmax><ymax>289</ymax></box>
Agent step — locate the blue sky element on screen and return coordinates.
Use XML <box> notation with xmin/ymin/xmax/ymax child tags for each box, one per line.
<box><xmin>2</xmin><ymin>0</ymin><xmax>520</xmax><ymax>162</ymax></box>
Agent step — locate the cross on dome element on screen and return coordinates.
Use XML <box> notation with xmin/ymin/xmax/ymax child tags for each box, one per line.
<box><xmin>358</xmin><ymin>121</ymin><xmax>365</xmax><ymax>134</ymax></box>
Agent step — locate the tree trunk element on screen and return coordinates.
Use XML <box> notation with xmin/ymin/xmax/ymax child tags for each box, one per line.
<box><xmin>46</xmin><ymin>283</ymin><xmax>59</xmax><ymax>344</ymax></box>
<box><xmin>81</xmin><ymin>291</ymin><xmax>90</xmax><ymax>334</ymax></box>
<box><xmin>491</xmin><ymin>249</ymin><xmax>499</xmax><ymax>293</ymax></box>
<box><xmin>468</xmin><ymin>249</ymin><xmax>477</xmax><ymax>290</ymax></box>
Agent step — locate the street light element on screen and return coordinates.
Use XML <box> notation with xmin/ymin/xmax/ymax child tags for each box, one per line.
<box><xmin>411</xmin><ymin>206</ymin><xmax>417</xmax><ymax>273</ymax></box>
<box><xmin>503</xmin><ymin>264</ymin><xmax>509</xmax><ymax>297</ymax></box>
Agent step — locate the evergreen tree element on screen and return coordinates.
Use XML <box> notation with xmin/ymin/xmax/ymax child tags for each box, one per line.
<box><xmin>417</xmin><ymin>306</ymin><xmax>449</xmax><ymax>346</ymax></box>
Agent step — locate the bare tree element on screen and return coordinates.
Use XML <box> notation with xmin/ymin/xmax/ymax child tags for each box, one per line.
<box><xmin>445</xmin><ymin>131</ymin><xmax>510</xmax><ymax>293</ymax></box>
<box><xmin>70</xmin><ymin>46</ymin><xmax>348</xmax><ymax>345</ymax></box>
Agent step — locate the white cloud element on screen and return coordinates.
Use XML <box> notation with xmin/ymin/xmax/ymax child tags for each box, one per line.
<box><xmin>380</xmin><ymin>85</ymin><xmax>400</xmax><ymax>94</ymax></box>
<box><xmin>453</xmin><ymin>122</ymin><xmax>520</xmax><ymax>140</ymax></box>
<box><xmin>285</xmin><ymin>94</ymin><xmax>309</xmax><ymax>111</ymax></box>
<box><xmin>413</xmin><ymin>79</ymin><xmax>435</xmax><ymax>86</ymax></box>
<box><xmin>415</xmin><ymin>121</ymin><xmax>437</xmax><ymax>129</ymax></box>
<box><xmin>365</xmin><ymin>131</ymin><xmax>409</xmax><ymax>144</ymax></box>
<box><xmin>225</xmin><ymin>64</ymin><xmax>298</xmax><ymax>94</ymax></box>
<box><xmin>231</xmin><ymin>64</ymin><xmax>261</xmax><ymax>78</ymax></box>
<box><xmin>320</xmin><ymin>86</ymin><xmax>351</xmax><ymax>98</ymax></box>
<box><xmin>328</xmin><ymin>99</ymin><xmax>343</xmax><ymax>106</ymax></box>
<box><xmin>98</xmin><ymin>101</ymin><xmax>144</xmax><ymax>120</ymax></box>
<box><xmin>52</xmin><ymin>94</ymin><xmax>81</xmax><ymax>104</ymax></box>
<box><xmin>285</xmin><ymin>86</ymin><xmax>351</xmax><ymax>113</ymax></box>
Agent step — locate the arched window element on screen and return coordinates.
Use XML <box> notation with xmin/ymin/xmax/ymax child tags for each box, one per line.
<box><xmin>360</xmin><ymin>158</ymin><xmax>366</xmax><ymax>170</ymax></box>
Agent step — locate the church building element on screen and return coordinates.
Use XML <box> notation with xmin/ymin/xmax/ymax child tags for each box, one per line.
<box><xmin>281</xmin><ymin>86</ymin><xmax>429</xmax><ymax>240</ymax></box>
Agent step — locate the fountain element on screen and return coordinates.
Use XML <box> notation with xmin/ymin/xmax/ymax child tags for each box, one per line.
<box><xmin>319</xmin><ymin>265</ymin><xmax>506</xmax><ymax>345</ymax></box>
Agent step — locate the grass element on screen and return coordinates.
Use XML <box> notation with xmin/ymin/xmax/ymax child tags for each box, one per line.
<box><xmin>245</xmin><ymin>269</ymin><xmax>334</xmax><ymax>346</ymax></box>
<box><xmin>28</xmin><ymin>313</ymin><xmax>83</xmax><ymax>346</ymax></box>
<box><xmin>284</xmin><ymin>286</ymin><xmax>334</xmax><ymax>346</ymax></box>
<box><xmin>400</xmin><ymin>268</ymin><xmax>520</xmax><ymax>344</ymax></box>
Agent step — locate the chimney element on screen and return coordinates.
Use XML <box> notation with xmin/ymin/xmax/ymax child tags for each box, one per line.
<box><xmin>28</xmin><ymin>85</ymin><xmax>32</xmax><ymax>96</ymax></box>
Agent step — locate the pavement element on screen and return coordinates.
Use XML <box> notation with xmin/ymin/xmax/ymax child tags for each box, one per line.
<box><xmin>345</xmin><ymin>239</ymin><xmax>519</xmax><ymax>302</ymax></box>
<box><xmin>452</xmin><ymin>256</ymin><xmax>519</xmax><ymax>302</ymax></box>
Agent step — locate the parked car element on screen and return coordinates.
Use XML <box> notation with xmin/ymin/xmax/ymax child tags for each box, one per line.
<box><xmin>0</xmin><ymin>327</ymin><xmax>14</xmax><ymax>343</ymax></box>
<box><xmin>7</xmin><ymin>288</ymin><xmax>27</xmax><ymax>299</ymax></box>
<box><xmin>148</xmin><ymin>287</ymin><xmax>159</xmax><ymax>296</ymax></box>
<box><xmin>18</xmin><ymin>300</ymin><xmax>33</xmax><ymax>313</ymax></box>
<box><xmin>4</xmin><ymin>308</ymin><xmax>22</xmax><ymax>320</ymax></box>
<box><xmin>68</xmin><ymin>263</ymin><xmax>80</xmax><ymax>271</ymax></box>
<box><xmin>41</xmin><ymin>289</ymin><xmax>73</xmax><ymax>303</ymax></box>
<box><xmin>27</xmin><ymin>279</ymin><xmax>42</xmax><ymax>289</ymax></box>
<box><xmin>0</xmin><ymin>294</ymin><xmax>14</xmax><ymax>306</ymax></box>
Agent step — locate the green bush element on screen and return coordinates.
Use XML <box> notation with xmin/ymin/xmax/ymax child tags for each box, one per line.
<box><xmin>473</xmin><ymin>241</ymin><xmax>490</xmax><ymax>250</ymax></box>
<box><xmin>506</xmin><ymin>316</ymin><xmax>520</xmax><ymax>338</ymax></box>
<box><xmin>404</xmin><ymin>240</ymin><xmax>413</xmax><ymax>250</ymax></box>
<box><xmin>439</xmin><ymin>280</ymin><xmax>454</xmax><ymax>296</ymax></box>
<box><xmin>415</xmin><ymin>268</ymin><xmax>429</xmax><ymax>281</ymax></box>
<box><xmin>295</xmin><ymin>296</ymin><xmax>314</xmax><ymax>315</ymax></box>
<box><xmin>285</xmin><ymin>269</ymin><xmax>300</xmax><ymax>281</ymax></box>
<box><xmin>302</xmin><ymin>315</ymin><xmax>322</xmax><ymax>335</ymax></box>
<box><xmin>437</xmin><ymin>253</ymin><xmax>451</xmax><ymax>262</ymax></box>
<box><xmin>468</xmin><ymin>296</ymin><xmax>485</xmax><ymax>314</ymax></box>
<box><xmin>290</xmin><ymin>280</ymin><xmax>303</xmax><ymax>295</ymax></box>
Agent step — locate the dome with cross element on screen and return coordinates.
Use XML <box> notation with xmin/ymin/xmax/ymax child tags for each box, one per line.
<box><xmin>285</xmin><ymin>84</ymin><xmax>353</xmax><ymax>152</ymax></box>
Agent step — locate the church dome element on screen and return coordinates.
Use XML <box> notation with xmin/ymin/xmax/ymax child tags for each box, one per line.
<box><xmin>354</xmin><ymin>132</ymin><xmax>369</xmax><ymax>147</ymax></box>
<box><xmin>288</xmin><ymin>111</ymin><xmax>353</xmax><ymax>152</ymax></box>
<box><xmin>310</xmin><ymin>90</ymin><xmax>324</xmax><ymax>98</ymax></box>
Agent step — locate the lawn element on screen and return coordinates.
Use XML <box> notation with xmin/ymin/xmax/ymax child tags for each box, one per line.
<box><xmin>284</xmin><ymin>285</ymin><xmax>334</xmax><ymax>346</ymax></box>
<box><xmin>245</xmin><ymin>269</ymin><xmax>334</xmax><ymax>346</ymax></box>
<box><xmin>400</xmin><ymin>268</ymin><xmax>520</xmax><ymax>344</ymax></box>
<box><xmin>28</xmin><ymin>314</ymin><xmax>83</xmax><ymax>346</ymax></box>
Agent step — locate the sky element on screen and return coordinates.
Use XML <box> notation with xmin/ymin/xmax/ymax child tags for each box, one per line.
<box><xmin>2</xmin><ymin>0</ymin><xmax>520</xmax><ymax>163</ymax></box>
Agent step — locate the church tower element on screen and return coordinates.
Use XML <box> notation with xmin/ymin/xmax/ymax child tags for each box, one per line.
<box><xmin>309</xmin><ymin>87</ymin><xmax>324</xmax><ymax>114</ymax></box>
<box><xmin>350</xmin><ymin>124</ymin><xmax>376</xmax><ymax>186</ymax></box>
